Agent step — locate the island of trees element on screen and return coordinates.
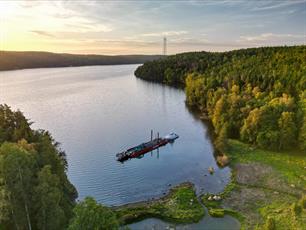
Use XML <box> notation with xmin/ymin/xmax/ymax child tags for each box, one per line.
<box><xmin>135</xmin><ymin>46</ymin><xmax>306</xmax><ymax>153</ymax></box>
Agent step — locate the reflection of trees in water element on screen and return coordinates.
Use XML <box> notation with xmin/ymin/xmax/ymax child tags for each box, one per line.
<box><xmin>137</xmin><ymin>76</ymin><xmax>223</xmax><ymax>167</ymax></box>
<box><xmin>185</xmin><ymin>104</ymin><xmax>224</xmax><ymax>167</ymax></box>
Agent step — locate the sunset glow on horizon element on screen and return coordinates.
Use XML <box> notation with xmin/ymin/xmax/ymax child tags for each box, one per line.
<box><xmin>0</xmin><ymin>0</ymin><xmax>305</xmax><ymax>55</ymax></box>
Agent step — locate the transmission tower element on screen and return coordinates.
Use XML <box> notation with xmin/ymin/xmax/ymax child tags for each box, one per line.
<box><xmin>163</xmin><ymin>37</ymin><xmax>167</xmax><ymax>55</ymax></box>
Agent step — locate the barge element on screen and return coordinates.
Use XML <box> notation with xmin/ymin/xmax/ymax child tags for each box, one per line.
<box><xmin>116</xmin><ymin>132</ymin><xmax>179</xmax><ymax>162</ymax></box>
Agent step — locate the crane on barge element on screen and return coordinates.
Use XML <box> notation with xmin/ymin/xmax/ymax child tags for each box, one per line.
<box><xmin>116</xmin><ymin>130</ymin><xmax>179</xmax><ymax>162</ymax></box>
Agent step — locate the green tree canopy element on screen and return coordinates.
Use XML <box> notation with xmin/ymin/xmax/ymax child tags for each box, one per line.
<box><xmin>0</xmin><ymin>143</ymin><xmax>35</xmax><ymax>230</ymax></box>
<box><xmin>136</xmin><ymin>46</ymin><xmax>306</xmax><ymax>152</ymax></box>
<box><xmin>0</xmin><ymin>105</ymin><xmax>77</xmax><ymax>229</ymax></box>
<box><xmin>34</xmin><ymin>165</ymin><xmax>66</xmax><ymax>230</ymax></box>
<box><xmin>68</xmin><ymin>197</ymin><xmax>119</xmax><ymax>230</ymax></box>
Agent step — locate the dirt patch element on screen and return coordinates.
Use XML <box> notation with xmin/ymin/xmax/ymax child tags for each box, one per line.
<box><xmin>235</xmin><ymin>163</ymin><xmax>273</xmax><ymax>185</ymax></box>
<box><xmin>222</xmin><ymin>186</ymin><xmax>264</xmax><ymax>228</ymax></box>
<box><xmin>235</xmin><ymin>163</ymin><xmax>302</xmax><ymax>196</ymax></box>
<box><xmin>221</xmin><ymin>163</ymin><xmax>303</xmax><ymax>229</ymax></box>
<box><xmin>222</xmin><ymin>185</ymin><xmax>297</xmax><ymax>229</ymax></box>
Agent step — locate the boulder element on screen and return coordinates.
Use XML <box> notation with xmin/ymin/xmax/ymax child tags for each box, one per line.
<box><xmin>208</xmin><ymin>167</ymin><xmax>215</xmax><ymax>174</ymax></box>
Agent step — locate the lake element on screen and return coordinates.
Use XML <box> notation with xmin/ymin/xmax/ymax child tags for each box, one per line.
<box><xmin>0</xmin><ymin>64</ymin><xmax>239</xmax><ymax>229</ymax></box>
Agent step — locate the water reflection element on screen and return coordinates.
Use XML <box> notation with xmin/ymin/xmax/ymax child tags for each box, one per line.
<box><xmin>0</xmin><ymin>64</ymin><xmax>231</xmax><ymax>206</ymax></box>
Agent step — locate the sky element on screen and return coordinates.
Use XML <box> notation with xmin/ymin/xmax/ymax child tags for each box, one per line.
<box><xmin>0</xmin><ymin>0</ymin><xmax>305</xmax><ymax>55</ymax></box>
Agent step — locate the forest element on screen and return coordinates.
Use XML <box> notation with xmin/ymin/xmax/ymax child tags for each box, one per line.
<box><xmin>1</xmin><ymin>46</ymin><xmax>305</xmax><ymax>229</ymax></box>
<box><xmin>0</xmin><ymin>105</ymin><xmax>119</xmax><ymax>229</ymax></box>
<box><xmin>0</xmin><ymin>51</ymin><xmax>163</xmax><ymax>71</ymax></box>
<box><xmin>135</xmin><ymin>46</ymin><xmax>306</xmax><ymax>152</ymax></box>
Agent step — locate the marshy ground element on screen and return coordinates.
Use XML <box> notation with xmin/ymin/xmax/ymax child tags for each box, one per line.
<box><xmin>114</xmin><ymin>182</ymin><xmax>204</xmax><ymax>225</ymax></box>
<box><xmin>114</xmin><ymin>139</ymin><xmax>306</xmax><ymax>230</ymax></box>
<box><xmin>220</xmin><ymin>140</ymin><xmax>306</xmax><ymax>229</ymax></box>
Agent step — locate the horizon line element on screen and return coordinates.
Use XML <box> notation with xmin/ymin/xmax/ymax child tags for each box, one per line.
<box><xmin>1</xmin><ymin>44</ymin><xmax>305</xmax><ymax>56</ymax></box>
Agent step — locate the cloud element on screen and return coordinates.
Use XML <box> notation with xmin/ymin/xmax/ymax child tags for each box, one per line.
<box><xmin>19</xmin><ymin>1</ymin><xmax>41</xmax><ymax>8</ymax></box>
<box><xmin>251</xmin><ymin>0</ymin><xmax>306</xmax><ymax>11</ymax></box>
<box><xmin>186</xmin><ymin>0</ymin><xmax>243</xmax><ymax>7</ymax></box>
<box><xmin>186</xmin><ymin>0</ymin><xmax>306</xmax><ymax>14</ymax></box>
<box><xmin>62</xmin><ymin>17</ymin><xmax>113</xmax><ymax>33</ymax></box>
<box><xmin>168</xmin><ymin>36</ymin><xmax>209</xmax><ymax>44</ymax></box>
<box><xmin>30</xmin><ymin>30</ymin><xmax>55</xmax><ymax>38</ymax></box>
<box><xmin>141</xmin><ymin>31</ymin><xmax>188</xmax><ymax>37</ymax></box>
<box><xmin>238</xmin><ymin>33</ymin><xmax>306</xmax><ymax>42</ymax></box>
<box><xmin>3</xmin><ymin>0</ymin><xmax>306</xmax><ymax>54</ymax></box>
<box><xmin>8</xmin><ymin>1</ymin><xmax>113</xmax><ymax>34</ymax></box>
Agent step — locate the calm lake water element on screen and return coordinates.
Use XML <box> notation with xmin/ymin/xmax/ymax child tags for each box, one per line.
<box><xmin>0</xmin><ymin>64</ymin><xmax>239</xmax><ymax>229</ymax></box>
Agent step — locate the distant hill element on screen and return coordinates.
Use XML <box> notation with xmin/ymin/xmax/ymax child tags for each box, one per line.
<box><xmin>0</xmin><ymin>51</ymin><xmax>164</xmax><ymax>71</ymax></box>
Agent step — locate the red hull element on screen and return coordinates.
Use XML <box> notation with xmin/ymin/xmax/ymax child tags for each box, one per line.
<box><xmin>130</xmin><ymin>139</ymin><xmax>168</xmax><ymax>158</ymax></box>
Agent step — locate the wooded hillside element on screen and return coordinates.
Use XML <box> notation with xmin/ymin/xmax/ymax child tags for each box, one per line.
<box><xmin>0</xmin><ymin>51</ymin><xmax>164</xmax><ymax>71</ymax></box>
<box><xmin>135</xmin><ymin>46</ymin><xmax>306</xmax><ymax>151</ymax></box>
<box><xmin>0</xmin><ymin>105</ymin><xmax>78</xmax><ymax>229</ymax></box>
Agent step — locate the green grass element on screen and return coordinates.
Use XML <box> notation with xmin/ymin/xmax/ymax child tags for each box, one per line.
<box><xmin>201</xmin><ymin>178</ymin><xmax>245</xmax><ymax>225</ymax></box>
<box><xmin>207</xmin><ymin>207</ymin><xmax>243</xmax><ymax>219</ymax></box>
<box><xmin>114</xmin><ymin>183</ymin><xmax>204</xmax><ymax>225</ymax></box>
<box><xmin>255</xmin><ymin>198</ymin><xmax>306</xmax><ymax>230</ymax></box>
<box><xmin>227</xmin><ymin>139</ymin><xmax>306</xmax><ymax>188</ymax></box>
<box><xmin>222</xmin><ymin>139</ymin><xmax>306</xmax><ymax>229</ymax></box>
<box><xmin>208</xmin><ymin>208</ymin><xmax>225</xmax><ymax>217</ymax></box>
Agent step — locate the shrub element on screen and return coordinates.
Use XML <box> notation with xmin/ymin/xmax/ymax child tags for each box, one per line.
<box><xmin>299</xmin><ymin>195</ymin><xmax>306</xmax><ymax>209</ymax></box>
<box><xmin>208</xmin><ymin>208</ymin><xmax>225</xmax><ymax>217</ymax></box>
<box><xmin>264</xmin><ymin>217</ymin><xmax>275</xmax><ymax>230</ymax></box>
<box><xmin>216</xmin><ymin>154</ymin><xmax>230</xmax><ymax>167</ymax></box>
<box><xmin>292</xmin><ymin>202</ymin><xmax>302</xmax><ymax>216</ymax></box>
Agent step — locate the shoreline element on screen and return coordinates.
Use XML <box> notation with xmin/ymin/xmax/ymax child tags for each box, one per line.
<box><xmin>113</xmin><ymin>182</ymin><xmax>205</xmax><ymax>225</ymax></box>
<box><xmin>111</xmin><ymin>182</ymin><xmax>193</xmax><ymax>211</ymax></box>
<box><xmin>217</xmin><ymin>140</ymin><xmax>305</xmax><ymax>229</ymax></box>
<box><xmin>112</xmin><ymin>139</ymin><xmax>306</xmax><ymax>229</ymax></box>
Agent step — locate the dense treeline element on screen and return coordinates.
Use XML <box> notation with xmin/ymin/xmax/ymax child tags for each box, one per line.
<box><xmin>0</xmin><ymin>51</ymin><xmax>164</xmax><ymax>71</ymax></box>
<box><xmin>68</xmin><ymin>197</ymin><xmax>119</xmax><ymax>230</ymax></box>
<box><xmin>0</xmin><ymin>104</ymin><xmax>78</xmax><ymax>229</ymax></box>
<box><xmin>135</xmin><ymin>46</ymin><xmax>306</xmax><ymax>152</ymax></box>
<box><xmin>0</xmin><ymin>105</ymin><xmax>120</xmax><ymax>229</ymax></box>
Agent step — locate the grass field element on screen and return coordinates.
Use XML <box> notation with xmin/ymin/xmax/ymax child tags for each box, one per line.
<box><xmin>114</xmin><ymin>182</ymin><xmax>205</xmax><ymax>225</ymax></box>
<box><xmin>220</xmin><ymin>140</ymin><xmax>306</xmax><ymax>230</ymax></box>
<box><xmin>227</xmin><ymin>140</ymin><xmax>306</xmax><ymax>189</ymax></box>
